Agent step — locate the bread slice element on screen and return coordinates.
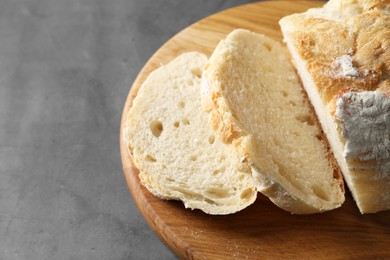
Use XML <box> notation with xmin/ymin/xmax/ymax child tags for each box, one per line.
<box><xmin>123</xmin><ymin>52</ymin><xmax>257</xmax><ymax>215</ymax></box>
<box><xmin>280</xmin><ymin>0</ymin><xmax>390</xmax><ymax>213</ymax></box>
<box><xmin>202</xmin><ymin>29</ymin><xmax>344</xmax><ymax>214</ymax></box>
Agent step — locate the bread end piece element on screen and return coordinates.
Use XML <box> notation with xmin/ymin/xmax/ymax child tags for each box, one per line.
<box><xmin>280</xmin><ymin>0</ymin><xmax>390</xmax><ymax>213</ymax></box>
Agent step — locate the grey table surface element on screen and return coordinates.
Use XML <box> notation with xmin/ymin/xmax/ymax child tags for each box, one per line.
<box><xmin>0</xmin><ymin>0</ymin><xmax>263</xmax><ymax>259</ymax></box>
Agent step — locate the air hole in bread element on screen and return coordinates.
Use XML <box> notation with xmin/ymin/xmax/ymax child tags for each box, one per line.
<box><xmin>206</xmin><ymin>188</ymin><xmax>228</xmax><ymax>198</ymax></box>
<box><xmin>219</xmin><ymin>155</ymin><xmax>226</xmax><ymax>162</ymax></box>
<box><xmin>277</xmin><ymin>164</ymin><xmax>289</xmax><ymax>177</ymax></box>
<box><xmin>212</xmin><ymin>169</ymin><xmax>220</xmax><ymax>175</ymax></box>
<box><xmin>178</xmin><ymin>101</ymin><xmax>185</xmax><ymax>109</ymax></box>
<box><xmin>212</xmin><ymin>166</ymin><xmax>226</xmax><ymax>175</ymax></box>
<box><xmin>191</xmin><ymin>67</ymin><xmax>202</xmax><ymax>78</ymax></box>
<box><xmin>190</xmin><ymin>155</ymin><xmax>197</xmax><ymax>161</ymax></box>
<box><xmin>182</xmin><ymin>119</ymin><xmax>190</xmax><ymax>125</ymax></box>
<box><xmin>289</xmin><ymin>101</ymin><xmax>297</xmax><ymax>106</ymax></box>
<box><xmin>240</xmin><ymin>188</ymin><xmax>254</xmax><ymax>201</ymax></box>
<box><xmin>311</xmin><ymin>184</ymin><xmax>330</xmax><ymax>201</ymax></box>
<box><xmin>315</xmin><ymin>134</ymin><xmax>322</xmax><ymax>141</ymax></box>
<box><xmin>145</xmin><ymin>154</ymin><xmax>157</xmax><ymax>162</ymax></box>
<box><xmin>127</xmin><ymin>144</ymin><xmax>134</xmax><ymax>154</ymax></box>
<box><xmin>263</xmin><ymin>42</ymin><xmax>272</xmax><ymax>52</ymax></box>
<box><xmin>295</xmin><ymin>114</ymin><xmax>313</xmax><ymax>125</ymax></box>
<box><xmin>173</xmin><ymin>121</ymin><xmax>180</xmax><ymax>128</ymax></box>
<box><xmin>208</xmin><ymin>135</ymin><xmax>215</xmax><ymax>144</ymax></box>
<box><xmin>186</xmin><ymin>79</ymin><xmax>193</xmax><ymax>85</ymax></box>
<box><xmin>204</xmin><ymin>198</ymin><xmax>216</xmax><ymax>205</ymax></box>
<box><xmin>150</xmin><ymin>121</ymin><xmax>163</xmax><ymax>137</ymax></box>
<box><xmin>282</xmin><ymin>91</ymin><xmax>289</xmax><ymax>97</ymax></box>
<box><xmin>292</xmin><ymin>131</ymin><xmax>300</xmax><ymax>136</ymax></box>
<box><xmin>273</xmin><ymin>137</ymin><xmax>282</xmax><ymax>147</ymax></box>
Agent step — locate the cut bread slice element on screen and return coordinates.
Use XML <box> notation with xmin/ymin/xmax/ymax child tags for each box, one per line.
<box><xmin>123</xmin><ymin>52</ymin><xmax>257</xmax><ymax>215</ymax></box>
<box><xmin>280</xmin><ymin>0</ymin><xmax>390</xmax><ymax>213</ymax></box>
<box><xmin>202</xmin><ymin>29</ymin><xmax>344</xmax><ymax>214</ymax></box>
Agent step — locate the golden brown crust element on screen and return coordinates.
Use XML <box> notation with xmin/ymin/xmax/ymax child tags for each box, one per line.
<box><xmin>378</xmin><ymin>79</ymin><xmax>390</xmax><ymax>95</ymax></box>
<box><xmin>288</xmin><ymin>6</ymin><xmax>389</xmax><ymax>116</ymax></box>
<box><xmin>209</xmin><ymin>95</ymin><xmax>242</xmax><ymax>144</ymax></box>
<box><xmin>352</xmin><ymin>11</ymin><xmax>390</xmax><ymax>74</ymax></box>
<box><xmin>292</xmin><ymin>14</ymin><xmax>387</xmax><ymax>100</ymax></box>
<box><xmin>280</xmin><ymin>0</ymin><xmax>390</xmax><ymax>213</ymax></box>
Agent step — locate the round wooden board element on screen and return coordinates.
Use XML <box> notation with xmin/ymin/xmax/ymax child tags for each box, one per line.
<box><xmin>120</xmin><ymin>1</ymin><xmax>390</xmax><ymax>259</ymax></box>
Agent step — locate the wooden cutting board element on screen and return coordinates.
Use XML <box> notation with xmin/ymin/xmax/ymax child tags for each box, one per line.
<box><xmin>120</xmin><ymin>1</ymin><xmax>390</xmax><ymax>259</ymax></box>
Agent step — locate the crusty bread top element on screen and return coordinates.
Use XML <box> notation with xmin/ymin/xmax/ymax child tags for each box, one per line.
<box><xmin>124</xmin><ymin>52</ymin><xmax>257</xmax><ymax>215</ymax></box>
<box><xmin>280</xmin><ymin>0</ymin><xmax>389</xmax><ymax>113</ymax></box>
<box><xmin>280</xmin><ymin>0</ymin><xmax>390</xmax><ymax>213</ymax></box>
<box><xmin>202</xmin><ymin>29</ymin><xmax>344</xmax><ymax>214</ymax></box>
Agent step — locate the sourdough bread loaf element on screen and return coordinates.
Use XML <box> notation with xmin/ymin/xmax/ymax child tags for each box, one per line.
<box><xmin>280</xmin><ymin>0</ymin><xmax>390</xmax><ymax>213</ymax></box>
<box><xmin>202</xmin><ymin>29</ymin><xmax>344</xmax><ymax>214</ymax></box>
<box><xmin>124</xmin><ymin>52</ymin><xmax>257</xmax><ymax>215</ymax></box>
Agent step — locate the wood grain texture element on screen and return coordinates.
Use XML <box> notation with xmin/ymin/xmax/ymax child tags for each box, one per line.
<box><xmin>120</xmin><ymin>1</ymin><xmax>390</xmax><ymax>259</ymax></box>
